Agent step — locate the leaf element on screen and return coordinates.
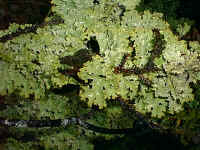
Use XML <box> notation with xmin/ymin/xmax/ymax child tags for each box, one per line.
<box><xmin>135</xmin><ymin>90</ymin><xmax>167</xmax><ymax>118</ymax></box>
<box><xmin>131</xmin><ymin>28</ymin><xmax>154</xmax><ymax>68</ymax></box>
<box><xmin>152</xmin><ymin>74</ymin><xmax>194</xmax><ymax>114</ymax></box>
<box><xmin>79</xmin><ymin>55</ymin><xmax>139</xmax><ymax>108</ymax></box>
<box><xmin>0</xmin><ymin>23</ymin><xmax>32</xmax><ymax>38</ymax></box>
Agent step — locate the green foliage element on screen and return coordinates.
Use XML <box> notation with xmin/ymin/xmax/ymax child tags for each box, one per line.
<box><xmin>0</xmin><ymin>94</ymin><xmax>93</xmax><ymax>149</ymax></box>
<box><xmin>137</xmin><ymin>0</ymin><xmax>180</xmax><ymax>18</ymax></box>
<box><xmin>4</xmin><ymin>128</ymin><xmax>94</xmax><ymax>150</ymax></box>
<box><xmin>136</xmin><ymin>0</ymin><xmax>195</xmax><ymax>38</ymax></box>
<box><xmin>79</xmin><ymin>55</ymin><xmax>139</xmax><ymax>108</ymax></box>
<box><xmin>0</xmin><ymin>23</ymin><xmax>33</xmax><ymax>38</ymax></box>
<box><xmin>0</xmin><ymin>94</ymin><xmax>93</xmax><ymax>150</ymax></box>
<box><xmin>77</xmin><ymin>2</ymin><xmax>200</xmax><ymax>117</ymax></box>
<box><xmin>0</xmin><ymin>93</ymin><xmax>135</xmax><ymax>150</ymax></box>
<box><xmin>0</xmin><ymin>16</ymin><xmax>78</xmax><ymax>99</ymax></box>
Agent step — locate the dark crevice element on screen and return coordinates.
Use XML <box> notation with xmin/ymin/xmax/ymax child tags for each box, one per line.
<box><xmin>176</xmin><ymin>0</ymin><xmax>200</xmax><ymax>25</ymax></box>
<box><xmin>86</xmin><ymin>36</ymin><xmax>100</xmax><ymax>54</ymax></box>
<box><xmin>189</xmin><ymin>81</ymin><xmax>200</xmax><ymax>103</ymax></box>
<box><xmin>0</xmin><ymin>0</ymin><xmax>51</xmax><ymax>30</ymax></box>
<box><xmin>118</xmin><ymin>4</ymin><xmax>126</xmax><ymax>22</ymax></box>
<box><xmin>59</xmin><ymin>69</ymin><xmax>86</xmax><ymax>84</ymax></box>
<box><xmin>93</xmin><ymin>0</ymin><xmax>100</xmax><ymax>5</ymax></box>
<box><xmin>136</xmin><ymin>0</ymin><xmax>200</xmax><ymax>37</ymax></box>
<box><xmin>51</xmin><ymin>84</ymin><xmax>80</xmax><ymax>96</ymax></box>
<box><xmin>93</xmin><ymin>127</ymin><xmax>185</xmax><ymax>150</ymax></box>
